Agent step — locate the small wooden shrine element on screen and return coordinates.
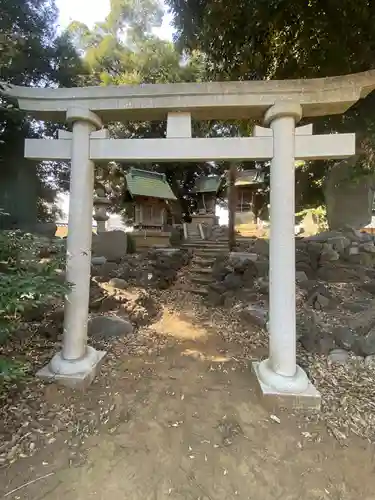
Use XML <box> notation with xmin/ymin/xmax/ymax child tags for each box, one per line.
<box><xmin>124</xmin><ymin>168</ymin><xmax>177</xmax><ymax>248</ymax></box>
<box><xmin>192</xmin><ymin>175</ymin><xmax>223</xmax><ymax>215</ymax></box>
<box><xmin>235</xmin><ymin>170</ymin><xmax>265</xmax><ymax>225</ymax></box>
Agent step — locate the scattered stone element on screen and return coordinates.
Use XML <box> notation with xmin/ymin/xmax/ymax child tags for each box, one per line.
<box><xmin>320</xmin><ymin>243</ymin><xmax>340</xmax><ymax>262</ymax></box>
<box><xmin>251</xmin><ymin>239</ymin><xmax>269</xmax><ymax>256</ymax></box>
<box><xmin>298</xmin><ymin>310</ymin><xmax>334</xmax><ymax>354</ymax></box>
<box><xmin>88</xmin><ymin>315</ymin><xmax>134</xmax><ymax>340</ymax></box>
<box><xmin>92</xmin><ymin>256</ymin><xmax>107</xmax><ymax>265</ymax></box>
<box><xmin>361</xmin><ymin>242</ymin><xmax>375</xmax><ymax>253</ymax></box>
<box><xmin>223</xmin><ymin>273</ymin><xmax>243</xmax><ymax>290</ymax></box>
<box><xmin>109</xmin><ymin>278</ymin><xmax>128</xmax><ymax>289</ymax></box>
<box><xmin>296</xmin><ymin>271</ymin><xmax>308</xmax><ymax>283</ymax></box>
<box><xmin>328</xmin><ymin>348</ymin><xmax>349</xmax><ymax>364</ymax></box>
<box><xmin>364</xmin><ymin>355</ymin><xmax>375</xmax><ymax>368</ymax></box>
<box><xmin>92</xmin><ymin>230</ymin><xmax>128</xmax><ymax>262</ymax></box>
<box><xmin>238</xmin><ymin>304</ymin><xmax>268</xmax><ymax>329</ymax></box>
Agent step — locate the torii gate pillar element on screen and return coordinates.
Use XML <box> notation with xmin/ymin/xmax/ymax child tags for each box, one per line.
<box><xmin>252</xmin><ymin>102</ymin><xmax>320</xmax><ymax>407</ymax></box>
<box><xmin>38</xmin><ymin>108</ymin><xmax>106</xmax><ymax>388</ymax></box>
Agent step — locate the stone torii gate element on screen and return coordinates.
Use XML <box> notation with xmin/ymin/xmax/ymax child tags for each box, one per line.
<box><xmin>4</xmin><ymin>71</ymin><xmax>375</xmax><ymax>407</ymax></box>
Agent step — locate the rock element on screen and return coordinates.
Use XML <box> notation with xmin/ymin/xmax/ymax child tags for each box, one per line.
<box><xmin>92</xmin><ymin>256</ymin><xmax>107</xmax><ymax>266</ymax></box>
<box><xmin>223</xmin><ymin>273</ymin><xmax>243</xmax><ymax>290</ymax></box>
<box><xmin>334</xmin><ymin>326</ymin><xmax>358</xmax><ymax>351</ymax></box>
<box><xmin>295</xmin><ymin>261</ymin><xmax>315</xmax><ymax>279</ymax></box>
<box><xmin>361</xmin><ymin>242</ymin><xmax>375</xmax><ymax>253</ymax></box>
<box><xmin>253</xmin><ymin>260</ymin><xmax>269</xmax><ymax>277</ymax></box>
<box><xmin>320</xmin><ymin>243</ymin><xmax>340</xmax><ymax>262</ymax></box>
<box><xmin>228</xmin><ymin>252</ymin><xmax>258</xmax><ymax>270</ymax></box>
<box><xmin>92</xmin><ymin>230</ymin><xmax>128</xmax><ymax>262</ymax></box>
<box><xmin>296</xmin><ymin>271</ymin><xmax>308</xmax><ymax>283</ymax></box>
<box><xmin>326</xmin><ymin>236</ymin><xmax>351</xmax><ymax>253</ymax></box>
<box><xmin>239</xmin><ymin>305</ymin><xmax>268</xmax><ymax>328</ymax></box>
<box><xmin>328</xmin><ymin>348</ymin><xmax>349</xmax><ymax>364</ymax></box>
<box><xmin>361</xmin><ymin>282</ymin><xmax>375</xmax><ymax>296</ymax></box>
<box><xmin>88</xmin><ymin>315</ymin><xmax>134</xmax><ymax>339</ymax></box>
<box><xmin>251</xmin><ymin>239</ymin><xmax>269</xmax><ymax>256</ymax></box>
<box><xmin>324</xmin><ymin>158</ymin><xmax>373</xmax><ymax>230</ymax></box>
<box><xmin>354</xmin><ymin>328</ymin><xmax>375</xmax><ymax>356</ymax></box>
<box><xmin>298</xmin><ymin>310</ymin><xmax>334</xmax><ymax>353</ymax></box>
<box><xmin>242</xmin><ymin>263</ymin><xmax>258</xmax><ymax>283</ymax></box>
<box><xmin>109</xmin><ymin>278</ymin><xmax>128</xmax><ymax>289</ymax></box>
<box><xmin>255</xmin><ymin>277</ymin><xmax>269</xmax><ymax>294</ymax></box>
<box><xmin>364</xmin><ymin>355</ymin><xmax>375</xmax><ymax>368</ymax></box>
<box><xmin>317</xmin><ymin>264</ymin><xmax>362</xmax><ymax>283</ymax></box>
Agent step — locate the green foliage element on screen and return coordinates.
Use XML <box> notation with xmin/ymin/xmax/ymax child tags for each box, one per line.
<box><xmin>0</xmin><ymin>231</ymin><xmax>70</xmax><ymax>344</ymax></box>
<box><xmin>0</xmin><ymin>0</ymin><xmax>85</xmax><ymax>227</ymax></box>
<box><xmin>167</xmin><ymin>0</ymin><xmax>375</xmax><ymax>208</ymax></box>
<box><xmin>126</xmin><ymin>233</ymin><xmax>136</xmax><ymax>254</ymax></box>
<box><xmin>296</xmin><ymin>206</ymin><xmax>328</xmax><ymax>232</ymax></box>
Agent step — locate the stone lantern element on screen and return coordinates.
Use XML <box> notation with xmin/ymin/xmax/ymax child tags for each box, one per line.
<box><xmin>93</xmin><ymin>186</ymin><xmax>110</xmax><ymax>233</ymax></box>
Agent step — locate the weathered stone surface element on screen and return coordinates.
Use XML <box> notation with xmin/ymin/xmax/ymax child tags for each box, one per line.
<box><xmin>326</xmin><ymin>236</ymin><xmax>351</xmax><ymax>253</ymax></box>
<box><xmin>223</xmin><ymin>273</ymin><xmax>243</xmax><ymax>290</ymax></box>
<box><xmin>296</xmin><ymin>271</ymin><xmax>308</xmax><ymax>283</ymax></box>
<box><xmin>239</xmin><ymin>304</ymin><xmax>268</xmax><ymax>328</ymax></box>
<box><xmin>317</xmin><ymin>264</ymin><xmax>363</xmax><ymax>283</ymax></box>
<box><xmin>88</xmin><ymin>315</ymin><xmax>134</xmax><ymax>339</ymax></box>
<box><xmin>252</xmin><ymin>239</ymin><xmax>269</xmax><ymax>256</ymax></box>
<box><xmin>324</xmin><ymin>158</ymin><xmax>374</xmax><ymax>230</ymax></box>
<box><xmin>361</xmin><ymin>282</ymin><xmax>375</xmax><ymax>296</ymax></box>
<box><xmin>354</xmin><ymin>328</ymin><xmax>375</xmax><ymax>356</ymax></box>
<box><xmin>92</xmin><ymin>256</ymin><xmax>107</xmax><ymax>266</ymax></box>
<box><xmin>328</xmin><ymin>348</ymin><xmax>349</xmax><ymax>364</ymax></box>
<box><xmin>361</xmin><ymin>242</ymin><xmax>375</xmax><ymax>254</ymax></box>
<box><xmin>320</xmin><ymin>243</ymin><xmax>340</xmax><ymax>263</ymax></box>
<box><xmin>149</xmin><ymin>248</ymin><xmax>191</xmax><ymax>289</ymax></box>
<box><xmin>298</xmin><ymin>310</ymin><xmax>334</xmax><ymax>354</ymax></box>
<box><xmin>109</xmin><ymin>278</ymin><xmax>128</xmax><ymax>289</ymax></box>
<box><xmin>92</xmin><ymin>230</ymin><xmax>128</xmax><ymax>262</ymax></box>
<box><xmin>334</xmin><ymin>326</ymin><xmax>358</xmax><ymax>351</ymax></box>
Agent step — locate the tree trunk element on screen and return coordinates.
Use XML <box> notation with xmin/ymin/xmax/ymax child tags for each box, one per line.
<box><xmin>228</xmin><ymin>163</ymin><xmax>237</xmax><ymax>251</ymax></box>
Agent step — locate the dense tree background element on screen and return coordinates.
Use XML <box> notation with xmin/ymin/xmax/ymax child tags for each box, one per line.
<box><xmin>65</xmin><ymin>0</ymin><xmax>231</xmax><ymax>217</ymax></box>
<box><xmin>0</xmin><ymin>0</ymin><xmax>85</xmax><ymax>227</ymax></box>
<box><xmin>166</xmin><ymin>0</ymin><xmax>375</xmax><ymax>210</ymax></box>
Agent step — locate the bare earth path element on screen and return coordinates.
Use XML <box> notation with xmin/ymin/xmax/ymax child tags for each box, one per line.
<box><xmin>1</xmin><ymin>301</ymin><xmax>375</xmax><ymax>500</ymax></box>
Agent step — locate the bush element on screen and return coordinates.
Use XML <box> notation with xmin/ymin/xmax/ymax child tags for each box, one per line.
<box><xmin>127</xmin><ymin>233</ymin><xmax>136</xmax><ymax>254</ymax></box>
<box><xmin>0</xmin><ymin>230</ymin><xmax>70</xmax><ymax>345</ymax></box>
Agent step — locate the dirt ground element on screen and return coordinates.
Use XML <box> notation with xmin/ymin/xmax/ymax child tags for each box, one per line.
<box><xmin>1</xmin><ymin>303</ymin><xmax>375</xmax><ymax>500</ymax></box>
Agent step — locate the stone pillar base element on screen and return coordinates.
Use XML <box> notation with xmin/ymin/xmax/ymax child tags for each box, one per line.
<box><xmin>252</xmin><ymin>362</ymin><xmax>321</xmax><ymax>411</ymax></box>
<box><xmin>36</xmin><ymin>346</ymin><xmax>106</xmax><ymax>390</ymax></box>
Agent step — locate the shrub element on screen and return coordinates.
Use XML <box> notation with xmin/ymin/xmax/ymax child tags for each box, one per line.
<box><xmin>0</xmin><ymin>230</ymin><xmax>70</xmax><ymax>345</ymax></box>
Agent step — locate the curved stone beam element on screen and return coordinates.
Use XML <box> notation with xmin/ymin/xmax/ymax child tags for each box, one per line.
<box><xmin>2</xmin><ymin>70</ymin><xmax>375</xmax><ymax>123</ymax></box>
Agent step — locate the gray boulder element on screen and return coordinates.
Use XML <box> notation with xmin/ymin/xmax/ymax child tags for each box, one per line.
<box><xmin>92</xmin><ymin>230</ymin><xmax>128</xmax><ymax>262</ymax></box>
<box><xmin>239</xmin><ymin>305</ymin><xmax>268</xmax><ymax>329</ymax></box>
<box><xmin>88</xmin><ymin>315</ymin><xmax>134</xmax><ymax>340</ymax></box>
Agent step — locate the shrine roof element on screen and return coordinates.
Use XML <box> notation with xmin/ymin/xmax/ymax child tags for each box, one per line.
<box><xmin>125</xmin><ymin>168</ymin><xmax>177</xmax><ymax>201</ymax></box>
<box><xmin>192</xmin><ymin>175</ymin><xmax>223</xmax><ymax>193</ymax></box>
<box><xmin>2</xmin><ymin>70</ymin><xmax>375</xmax><ymax>123</ymax></box>
<box><xmin>235</xmin><ymin>170</ymin><xmax>265</xmax><ymax>186</ymax></box>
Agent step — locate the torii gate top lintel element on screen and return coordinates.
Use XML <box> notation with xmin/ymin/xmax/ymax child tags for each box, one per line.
<box><xmin>3</xmin><ymin>69</ymin><xmax>375</xmax><ymax>123</ymax></box>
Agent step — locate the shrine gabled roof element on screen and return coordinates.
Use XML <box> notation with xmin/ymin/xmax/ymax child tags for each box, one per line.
<box><xmin>192</xmin><ymin>175</ymin><xmax>223</xmax><ymax>194</ymax></box>
<box><xmin>235</xmin><ymin>170</ymin><xmax>265</xmax><ymax>186</ymax></box>
<box><xmin>125</xmin><ymin>168</ymin><xmax>177</xmax><ymax>201</ymax></box>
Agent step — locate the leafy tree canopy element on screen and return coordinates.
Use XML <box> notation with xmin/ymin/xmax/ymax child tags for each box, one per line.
<box><xmin>166</xmin><ymin>0</ymin><xmax>375</xmax><ymax>209</ymax></box>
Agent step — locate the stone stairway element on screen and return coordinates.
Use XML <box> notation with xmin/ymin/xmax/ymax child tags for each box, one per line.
<box><xmin>180</xmin><ymin>240</ymin><xmax>229</xmax><ymax>295</ymax></box>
